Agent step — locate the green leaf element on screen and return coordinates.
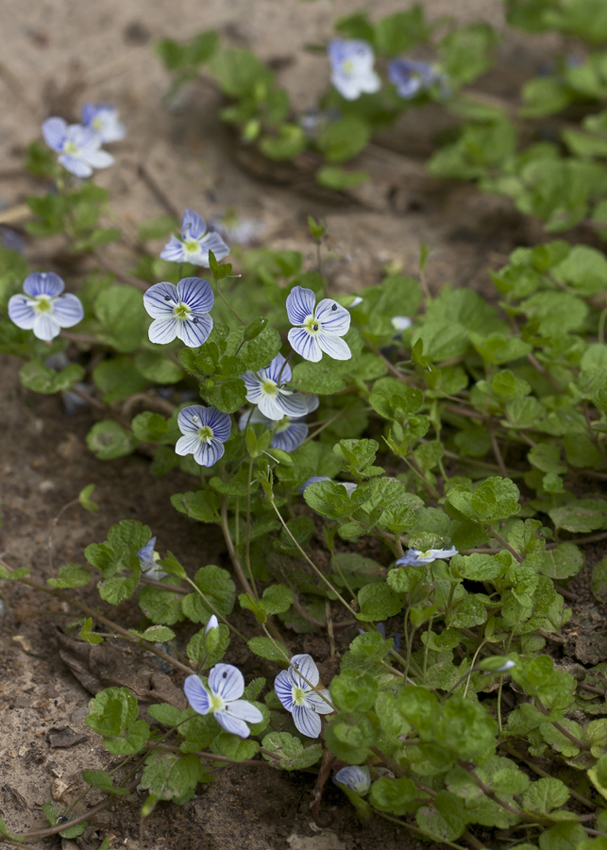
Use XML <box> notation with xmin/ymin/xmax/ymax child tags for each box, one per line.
<box><xmin>187</xmin><ymin>623</ymin><xmax>230</xmax><ymax>668</ymax></box>
<box><xmin>131</xmin><ymin>625</ymin><xmax>176</xmax><ymax>642</ymax></box>
<box><xmin>540</xmin><ymin>543</ymin><xmax>583</xmax><ymax>580</ymax></box>
<box><xmin>549</xmin><ymin>499</ymin><xmax>607</xmax><ymax>533</ymax></box>
<box><xmin>79</xmin><ymin>483</ymin><xmax>99</xmax><ymax>513</ymax></box>
<box><xmin>592</xmin><ymin>557</ymin><xmax>607</xmax><ymax>604</ymax></box>
<box><xmin>369</xmin><ymin>777</ymin><xmax>417</xmax><ymax>816</ymax></box>
<box><xmin>82</xmin><ymin>769</ymin><xmax>130</xmax><ymax>795</ymax></box>
<box><xmin>20</xmin><ymin>362</ymin><xmax>84</xmax><ymax>394</ymax></box>
<box><xmin>317</xmin><ymin>116</ymin><xmax>371</xmax><ymax>164</ymax></box>
<box><xmin>247</xmin><ymin>636</ymin><xmax>289</xmax><ymax>663</ymax></box>
<box><xmin>538</xmin><ymin>822</ymin><xmax>586</xmax><ymax>850</ymax></box>
<box><xmin>86</xmin><ymin>420</ymin><xmax>137</xmax><ymax>460</ymax></box>
<box><xmin>86</xmin><ymin>687</ymin><xmax>138</xmax><ymax>737</ymax></box>
<box><xmin>446</xmin><ymin>477</ymin><xmax>521</xmax><ymax>524</ymax></box>
<box><xmin>171</xmin><ymin>489</ymin><xmax>221</xmax><ymax>523</ymax></box>
<box><xmin>416</xmin><ymin>790</ymin><xmax>468</xmax><ymax>841</ymax></box>
<box><xmin>95</xmin><ymin>285</ymin><xmax>147</xmax><ymax>353</ymax></box>
<box><xmin>521</xmin><ymin>777</ymin><xmax>569</xmax><ymax>814</ymax></box>
<box><xmin>315</xmin><ymin>166</ymin><xmax>368</xmax><ymax>190</ymax></box>
<box><xmin>134</xmin><ymin>350</ymin><xmax>184</xmax><ymax>384</ymax></box>
<box><xmin>331</xmin><ymin>671</ymin><xmax>377</xmax><ymax>712</ymax></box>
<box><xmin>261</xmin><ymin>731</ymin><xmax>322</xmax><ymax>770</ymax></box>
<box><xmin>140</xmin><ymin>750</ymin><xmax>205</xmax><ymax>802</ymax></box>
<box><xmin>261</xmin><ymin>584</ymin><xmax>293</xmax><ymax>615</ymax></box>
<box><xmin>209</xmin><ymin>47</ymin><xmax>273</xmax><ymax>98</ymax></box>
<box><xmin>357</xmin><ymin>582</ymin><xmax>405</xmax><ymax>622</ymax></box>
<box><xmin>47</xmin><ymin>563</ymin><xmax>91</xmax><ymax>589</ymax></box>
<box><xmin>93</xmin><ymin>356</ymin><xmax>149</xmax><ymax>403</ymax></box>
<box><xmin>259</xmin><ymin>124</ymin><xmax>306</xmax><ymax>160</ymax></box>
<box><xmin>132</xmin><ymin>411</ymin><xmax>169</xmax><ymax>442</ymax></box>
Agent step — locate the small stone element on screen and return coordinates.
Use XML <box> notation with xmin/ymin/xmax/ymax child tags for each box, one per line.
<box><xmin>51</xmin><ymin>778</ymin><xmax>69</xmax><ymax>801</ymax></box>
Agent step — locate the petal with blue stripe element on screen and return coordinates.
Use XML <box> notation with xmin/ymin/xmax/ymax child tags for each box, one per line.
<box><xmin>160</xmin><ymin>236</ymin><xmax>187</xmax><ymax>263</ymax></box>
<box><xmin>177</xmin><ymin>277</ymin><xmax>214</xmax><ymax>314</ymax></box>
<box><xmin>209</xmin><ymin>664</ymin><xmax>244</xmax><ymax>701</ymax></box>
<box><xmin>317</xmin><ymin>332</ymin><xmax>351</xmax><ymax>361</ymax></box>
<box><xmin>182</xmin><ymin>209</ymin><xmax>206</xmax><ymax>240</ymax></box>
<box><xmin>274</xmin><ymin>670</ymin><xmax>294</xmax><ymax>711</ymax></box>
<box><xmin>33</xmin><ymin>314</ymin><xmax>61</xmax><ymax>341</ymax></box>
<box><xmin>53</xmin><ymin>294</ymin><xmax>84</xmax><ymax>328</ymax></box>
<box><xmin>148</xmin><ymin>316</ymin><xmax>179</xmax><ymax>345</ymax></box>
<box><xmin>178</xmin><ymin>405</ymin><xmax>208</xmax><ymax>435</ymax></box>
<box><xmin>177</xmin><ymin>313</ymin><xmax>213</xmax><ymax>348</ymax></box>
<box><xmin>184</xmin><ymin>675</ymin><xmax>211</xmax><ymax>715</ymax></box>
<box><xmin>292</xmin><ymin>705</ymin><xmax>322</xmax><ymax>738</ymax></box>
<box><xmin>203</xmin><ymin>407</ymin><xmax>232</xmax><ymax>442</ymax></box>
<box><xmin>315</xmin><ymin>299</ymin><xmax>351</xmax><ymax>335</ymax></box>
<box><xmin>214</xmin><ymin>711</ymin><xmax>250</xmax><ymax>738</ymax></box>
<box><xmin>23</xmin><ymin>272</ymin><xmax>64</xmax><ymax>298</ymax></box>
<box><xmin>288</xmin><ymin>654</ymin><xmax>320</xmax><ymax>688</ymax></box>
<box><xmin>272</xmin><ymin>422</ymin><xmax>308</xmax><ymax>452</ymax></box>
<box><xmin>42</xmin><ymin>117</ymin><xmax>67</xmax><ymax>152</ymax></box>
<box><xmin>8</xmin><ymin>295</ymin><xmax>36</xmax><ymax>329</ymax></box>
<box><xmin>288</xmin><ymin>327</ymin><xmax>321</xmax><ymax>362</ymax></box>
<box><xmin>195</xmin><ymin>438</ymin><xmax>225</xmax><ymax>467</ymax></box>
<box><xmin>143</xmin><ymin>281</ymin><xmax>178</xmax><ymax>317</ymax></box>
<box><xmin>286</xmin><ymin>286</ymin><xmax>316</xmax><ymax>326</ymax></box>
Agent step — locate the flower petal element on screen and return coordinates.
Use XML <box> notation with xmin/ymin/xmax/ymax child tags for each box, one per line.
<box><xmin>214</xmin><ymin>711</ymin><xmax>251</xmax><ymax>738</ymax></box>
<box><xmin>288</xmin><ymin>654</ymin><xmax>320</xmax><ymax>688</ymax></box>
<box><xmin>143</xmin><ymin>281</ymin><xmax>179</xmax><ymax>318</ymax></box>
<box><xmin>81</xmin><ymin>149</ymin><xmax>115</xmax><ymax>170</ymax></box>
<box><xmin>184</xmin><ymin>675</ymin><xmax>211</xmax><ymax>715</ymax></box>
<box><xmin>201</xmin><ymin>406</ymin><xmax>232</xmax><ymax>442</ymax></box>
<box><xmin>274</xmin><ymin>670</ymin><xmax>295</xmax><ymax>711</ymax></box>
<box><xmin>177</xmin><ymin>405</ymin><xmax>208</xmax><ymax>435</ymax></box>
<box><xmin>208</xmin><ymin>664</ymin><xmax>244</xmax><ymax>701</ymax></box>
<box><xmin>137</xmin><ymin>537</ymin><xmax>156</xmax><ymax>569</ymax></box>
<box><xmin>262</xmin><ymin>353</ymin><xmax>291</xmax><ymax>385</ymax></box>
<box><xmin>273</xmin><ymin>391</ymin><xmax>311</xmax><ymax>419</ymax></box>
<box><xmin>305</xmin><ymin>688</ymin><xmax>334</xmax><ymax>715</ymax></box>
<box><xmin>177</xmin><ymin>313</ymin><xmax>213</xmax><ymax>348</ymax></box>
<box><xmin>193</xmin><ymin>438</ymin><xmax>225</xmax><ymax>467</ymax></box>
<box><xmin>317</xmin><ymin>332</ymin><xmax>351</xmax><ymax>361</ymax></box>
<box><xmin>271</xmin><ymin>423</ymin><xmax>308</xmax><ymax>452</ymax></box>
<box><xmin>224</xmin><ymin>699</ymin><xmax>264</xmax><ymax>724</ymax></box>
<box><xmin>197</xmin><ymin>232</ymin><xmax>230</xmax><ymax>263</ymax></box>
<box><xmin>242</xmin><ymin>372</ymin><xmax>263</xmax><ymax>404</ymax></box>
<box><xmin>160</xmin><ymin>236</ymin><xmax>187</xmax><ymax>263</ymax></box>
<box><xmin>32</xmin><ymin>314</ymin><xmax>61</xmax><ymax>341</ymax></box>
<box><xmin>304</xmin><ymin>394</ymin><xmax>320</xmax><ymax>414</ymax></box>
<box><xmin>8</xmin><ymin>295</ymin><xmax>35</xmax><ymax>329</ymax></box>
<box><xmin>148</xmin><ymin>316</ymin><xmax>179</xmax><ymax>345</ymax></box>
<box><xmin>175</xmin><ymin>434</ymin><xmax>201</xmax><ymax>457</ymax></box>
<box><xmin>42</xmin><ymin>117</ymin><xmax>67</xmax><ymax>152</ymax></box>
<box><xmin>23</xmin><ymin>272</ymin><xmax>64</xmax><ymax>298</ymax></box>
<box><xmin>53</xmin><ymin>293</ymin><xmax>84</xmax><ymax>328</ymax></box>
<box><xmin>286</xmin><ymin>286</ymin><xmax>316</xmax><ymax>326</ymax></box>
<box><xmin>177</xmin><ymin>277</ymin><xmax>214</xmax><ymax>314</ymax></box>
<box><xmin>315</xmin><ymin>299</ymin><xmax>351</xmax><ymax>335</ymax></box>
<box><xmin>239</xmin><ymin>408</ymin><xmax>271</xmax><ymax>431</ymax></box>
<box><xmin>292</xmin><ymin>704</ymin><xmax>322</xmax><ymax>738</ymax></box>
<box><xmin>288</xmin><ymin>327</ymin><xmax>322</xmax><ymax>362</ymax></box>
<box><xmin>257</xmin><ymin>393</ymin><xmax>289</xmax><ymax>421</ymax></box>
<box><xmin>182</xmin><ymin>209</ymin><xmax>206</xmax><ymax>241</ymax></box>
<box><xmin>58</xmin><ymin>154</ymin><xmax>93</xmax><ymax>178</ymax></box>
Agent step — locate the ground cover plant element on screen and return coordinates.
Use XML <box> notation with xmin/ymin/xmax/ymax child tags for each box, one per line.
<box><xmin>3</xmin><ymin>2</ymin><xmax>607</xmax><ymax>849</ymax></box>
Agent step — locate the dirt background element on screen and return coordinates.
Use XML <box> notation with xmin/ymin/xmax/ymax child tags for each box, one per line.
<box><xmin>0</xmin><ymin>1</ymin><xmax>596</xmax><ymax>849</ymax></box>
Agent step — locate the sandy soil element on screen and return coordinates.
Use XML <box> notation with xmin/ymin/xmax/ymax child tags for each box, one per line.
<box><xmin>0</xmin><ymin>2</ymin><xmax>591</xmax><ymax>849</ymax></box>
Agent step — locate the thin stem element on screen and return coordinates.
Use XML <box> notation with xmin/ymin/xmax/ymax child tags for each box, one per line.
<box><xmin>490</xmin><ymin>529</ymin><xmax>522</xmax><ymax>563</ymax></box>
<box><xmin>489</xmin><ymin>431</ymin><xmax>508</xmax><ymax>478</ymax></box>
<box><xmin>215</xmin><ymin>277</ymin><xmax>245</xmax><ymax>325</ymax></box>
<box><xmin>219</xmin><ymin>498</ymin><xmax>256</xmax><ymax>599</ymax></box>
<box><xmin>267</xmin><ymin>495</ymin><xmax>358</xmax><ymax>618</ymax></box>
<box><xmin>245</xmin><ymin>460</ymin><xmax>258</xmax><ymax>598</ymax></box>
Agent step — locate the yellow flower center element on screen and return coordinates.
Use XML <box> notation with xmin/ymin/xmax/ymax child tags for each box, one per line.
<box><xmin>261</xmin><ymin>379</ymin><xmax>278</xmax><ymax>396</ymax></box>
<box><xmin>185</xmin><ymin>239</ymin><xmax>200</xmax><ymax>253</ymax></box>
<box><xmin>174</xmin><ymin>302</ymin><xmax>191</xmax><ymax>319</ymax></box>
<box><xmin>64</xmin><ymin>141</ymin><xmax>77</xmax><ymax>154</ymax></box>
<box><xmin>34</xmin><ymin>296</ymin><xmax>53</xmax><ymax>314</ymax></box>
<box><xmin>209</xmin><ymin>693</ymin><xmax>225</xmax><ymax>713</ymax></box>
<box><xmin>342</xmin><ymin>60</ymin><xmax>354</xmax><ymax>75</ymax></box>
<box><xmin>304</xmin><ymin>316</ymin><xmax>320</xmax><ymax>334</ymax></box>
<box><xmin>198</xmin><ymin>425</ymin><xmax>213</xmax><ymax>442</ymax></box>
<box><xmin>293</xmin><ymin>686</ymin><xmax>306</xmax><ymax>706</ymax></box>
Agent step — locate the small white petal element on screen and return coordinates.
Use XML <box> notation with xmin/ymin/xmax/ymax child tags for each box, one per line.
<box><xmin>292</xmin><ymin>704</ymin><xmax>322</xmax><ymax>738</ymax></box>
<box><xmin>209</xmin><ymin>664</ymin><xmax>245</xmax><ymax>701</ymax></box>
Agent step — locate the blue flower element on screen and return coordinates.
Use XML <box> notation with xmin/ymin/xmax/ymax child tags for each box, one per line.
<box><xmin>175</xmin><ymin>404</ymin><xmax>231</xmax><ymax>467</ymax></box>
<box><xmin>388</xmin><ymin>59</ymin><xmax>435</xmax><ymax>99</ymax></box>
<box><xmin>8</xmin><ymin>272</ymin><xmax>84</xmax><ymax>341</ymax></box>
<box><xmin>239</xmin><ymin>394</ymin><xmax>318</xmax><ymax>452</ymax></box>
<box><xmin>143</xmin><ymin>277</ymin><xmax>214</xmax><ymax>347</ymax></box>
<box><xmin>82</xmin><ymin>103</ymin><xmax>125</xmax><ymax>143</ymax></box>
<box><xmin>298</xmin><ymin>477</ymin><xmax>357</xmax><ymax>495</ymax></box>
<box><xmin>286</xmin><ymin>286</ymin><xmax>351</xmax><ymax>362</ymax></box>
<box><xmin>137</xmin><ymin>536</ymin><xmax>168</xmax><ymax>581</ymax></box>
<box><xmin>160</xmin><ymin>209</ymin><xmax>230</xmax><ymax>267</ymax></box>
<box><xmin>1</xmin><ymin>227</ymin><xmax>25</xmax><ymax>254</ymax></box>
<box><xmin>184</xmin><ymin>664</ymin><xmax>263</xmax><ymax>738</ymax></box>
<box><xmin>333</xmin><ymin>765</ymin><xmax>371</xmax><ymax>795</ymax></box>
<box><xmin>328</xmin><ymin>40</ymin><xmax>381</xmax><ymax>101</ymax></box>
<box><xmin>242</xmin><ymin>353</ymin><xmax>311</xmax><ymax>421</ymax></box>
<box><xmin>396</xmin><ymin>546</ymin><xmax>458</xmax><ymax>567</ymax></box>
<box><xmin>42</xmin><ymin>118</ymin><xmax>114</xmax><ymax>178</ymax></box>
<box><xmin>274</xmin><ymin>654</ymin><xmax>333</xmax><ymax>738</ymax></box>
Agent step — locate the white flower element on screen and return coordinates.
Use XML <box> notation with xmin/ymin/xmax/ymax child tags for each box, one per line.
<box><xmin>391</xmin><ymin>316</ymin><xmax>412</xmax><ymax>332</ymax></box>
<box><xmin>160</xmin><ymin>209</ymin><xmax>230</xmax><ymax>267</ymax></box>
<box><xmin>42</xmin><ymin>117</ymin><xmax>114</xmax><ymax>178</ymax></box>
<box><xmin>82</xmin><ymin>103</ymin><xmax>126</xmax><ymax>143</ymax></box>
<box><xmin>274</xmin><ymin>654</ymin><xmax>333</xmax><ymax>738</ymax></box>
<box><xmin>205</xmin><ymin>615</ymin><xmax>219</xmax><ymax>634</ymax></box>
<box><xmin>286</xmin><ymin>286</ymin><xmax>351</xmax><ymax>362</ymax></box>
<box><xmin>143</xmin><ymin>277</ymin><xmax>214</xmax><ymax>347</ymax></box>
<box><xmin>239</xmin><ymin>394</ymin><xmax>319</xmax><ymax>452</ymax></box>
<box><xmin>175</xmin><ymin>405</ymin><xmax>232</xmax><ymax>467</ymax></box>
<box><xmin>241</xmin><ymin>353</ymin><xmax>311</xmax><ymax>421</ymax></box>
<box><xmin>333</xmin><ymin>765</ymin><xmax>371</xmax><ymax>794</ymax></box>
<box><xmin>328</xmin><ymin>39</ymin><xmax>382</xmax><ymax>101</ymax></box>
<box><xmin>396</xmin><ymin>546</ymin><xmax>458</xmax><ymax>567</ymax></box>
<box><xmin>8</xmin><ymin>272</ymin><xmax>84</xmax><ymax>341</ymax></box>
<box><xmin>184</xmin><ymin>664</ymin><xmax>263</xmax><ymax>738</ymax></box>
